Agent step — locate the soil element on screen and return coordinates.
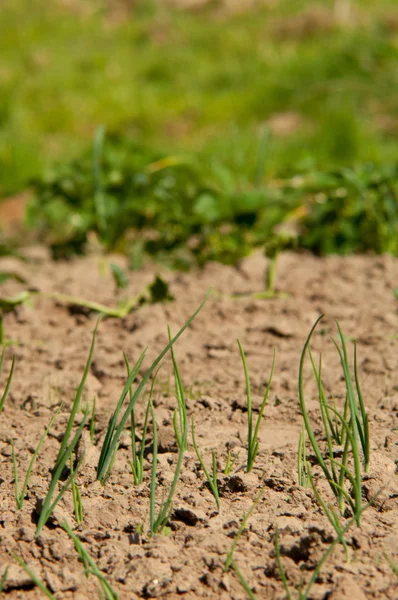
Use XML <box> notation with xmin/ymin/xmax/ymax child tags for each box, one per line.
<box><xmin>0</xmin><ymin>249</ymin><xmax>397</xmax><ymax>599</ymax></box>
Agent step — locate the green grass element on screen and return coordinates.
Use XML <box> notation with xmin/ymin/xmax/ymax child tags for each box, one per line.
<box><xmin>0</xmin><ymin>0</ymin><xmax>397</xmax><ymax>198</ymax></box>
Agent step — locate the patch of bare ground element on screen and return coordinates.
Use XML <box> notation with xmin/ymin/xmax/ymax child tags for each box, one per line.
<box><xmin>0</xmin><ymin>249</ymin><xmax>397</xmax><ymax>599</ymax></box>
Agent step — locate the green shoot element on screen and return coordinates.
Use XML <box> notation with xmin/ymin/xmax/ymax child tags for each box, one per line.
<box><xmin>274</xmin><ymin>491</ymin><xmax>381</xmax><ymax>600</ymax></box>
<box><xmin>237</xmin><ymin>341</ymin><xmax>275</xmax><ymax>472</ymax></box>
<box><xmin>90</xmin><ymin>396</ymin><xmax>96</xmax><ymax>444</ymax></box>
<box><xmin>191</xmin><ymin>417</ymin><xmax>220</xmax><ymax>512</ymax></box>
<box><xmin>35</xmin><ymin>404</ymin><xmax>89</xmax><ymax>537</ymax></box>
<box><xmin>308</xmin><ymin>468</ymin><xmax>349</xmax><ymax>561</ymax></box>
<box><xmin>0</xmin><ymin>349</ymin><xmax>15</xmax><ymax>411</ymax></box>
<box><xmin>299</xmin><ymin>316</ymin><xmax>369</xmax><ymax>525</ymax></box>
<box><xmin>70</xmin><ymin>457</ymin><xmax>83</xmax><ymax>525</ymax></box>
<box><xmin>0</xmin><ymin>567</ymin><xmax>8</xmax><ymax>592</ymax></box>
<box><xmin>274</xmin><ymin>528</ymin><xmax>293</xmax><ymax>600</ymax></box>
<box><xmin>168</xmin><ymin>325</ymin><xmax>187</xmax><ymax>451</ymax></box>
<box><xmin>224</xmin><ymin>448</ymin><xmax>240</xmax><ymax>475</ymax></box>
<box><xmin>11</xmin><ymin>553</ymin><xmax>56</xmax><ymax>600</ymax></box>
<box><xmin>62</xmin><ymin>520</ymin><xmax>119</xmax><ymax>600</ymax></box>
<box><xmin>225</xmin><ymin>487</ymin><xmax>265</xmax><ymax>571</ymax></box>
<box><xmin>54</xmin><ymin>319</ymin><xmax>100</xmax><ymax>474</ymax></box>
<box><xmin>11</xmin><ymin>405</ymin><xmax>61</xmax><ymax>509</ymax></box>
<box><xmin>384</xmin><ymin>553</ymin><xmax>398</xmax><ymax>577</ymax></box>
<box><xmin>99</xmin><ymin>350</ymin><xmax>146</xmax><ymax>484</ymax></box>
<box><xmin>230</xmin><ymin>560</ymin><xmax>256</xmax><ymax>600</ymax></box>
<box><xmin>127</xmin><ymin>359</ymin><xmax>156</xmax><ymax>486</ymax></box>
<box><xmin>97</xmin><ymin>294</ymin><xmax>208</xmax><ymax>482</ymax></box>
<box><xmin>150</xmin><ymin>398</ymin><xmax>187</xmax><ymax>535</ymax></box>
<box><xmin>297</xmin><ymin>429</ymin><xmax>310</xmax><ymax>488</ymax></box>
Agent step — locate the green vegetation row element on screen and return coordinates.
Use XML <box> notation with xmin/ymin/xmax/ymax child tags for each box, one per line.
<box><xmin>26</xmin><ymin>130</ymin><xmax>398</xmax><ymax>267</ymax></box>
<box><xmin>1</xmin><ymin>296</ymin><xmax>391</xmax><ymax>598</ymax></box>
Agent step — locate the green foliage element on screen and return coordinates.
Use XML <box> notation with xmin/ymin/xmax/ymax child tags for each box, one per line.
<box><xmin>1</xmin><ymin>0</ymin><xmax>398</xmax><ymax>196</ymax></box>
<box><xmin>26</xmin><ymin>130</ymin><xmax>398</xmax><ymax>267</ymax></box>
<box><xmin>298</xmin><ymin>164</ymin><xmax>398</xmax><ymax>255</ymax></box>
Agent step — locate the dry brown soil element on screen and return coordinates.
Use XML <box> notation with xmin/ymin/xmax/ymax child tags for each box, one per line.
<box><xmin>0</xmin><ymin>249</ymin><xmax>397</xmax><ymax>599</ymax></box>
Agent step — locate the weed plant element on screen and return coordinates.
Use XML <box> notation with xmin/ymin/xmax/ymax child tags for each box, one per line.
<box><xmin>238</xmin><ymin>342</ymin><xmax>275</xmax><ymax>472</ymax></box>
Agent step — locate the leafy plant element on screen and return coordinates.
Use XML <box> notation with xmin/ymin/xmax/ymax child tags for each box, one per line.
<box><xmin>238</xmin><ymin>341</ymin><xmax>275</xmax><ymax>472</ymax></box>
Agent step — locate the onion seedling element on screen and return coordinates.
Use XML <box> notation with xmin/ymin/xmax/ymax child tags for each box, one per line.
<box><xmin>11</xmin><ymin>553</ymin><xmax>56</xmax><ymax>599</ymax></box>
<box><xmin>62</xmin><ymin>520</ymin><xmax>119</xmax><ymax>600</ymax></box>
<box><xmin>150</xmin><ymin>397</ymin><xmax>188</xmax><ymax>535</ymax></box>
<box><xmin>11</xmin><ymin>405</ymin><xmax>61</xmax><ymax>509</ymax></box>
<box><xmin>169</xmin><ymin>325</ymin><xmax>188</xmax><ymax>451</ymax></box>
<box><xmin>191</xmin><ymin>417</ymin><xmax>220</xmax><ymax>512</ymax></box>
<box><xmin>126</xmin><ymin>356</ymin><xmax>155</xmax><ymax>486</ymax></box>
<box><xmin>238</xmin><ymin>341</ymin><xmax>275</xmax><ymax>473</ymax></box>
<box><xmin>97</xmin><ymin>294</ymin><xmax>209</xmax><ymax>483</ymax></box>
<box><xmin>298</xmin><ymin>316</ymin><xmax>370</xmax><ymax>525</ymax></box>
<box><xmin>35</xmin><ymin>323</ymin><xmax>99</xmax><ymax>536</ymax></box>
<box><xmin>0</xmin><ymin>347</ymin><xmax>15</xmax><ymax>412</ymax></box>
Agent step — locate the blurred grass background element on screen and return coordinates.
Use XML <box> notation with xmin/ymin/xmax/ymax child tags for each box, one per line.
<box><xmin>1</xmin><ymin>0</ymin><xmax>397</xmax><ymax>197</ymax></box>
